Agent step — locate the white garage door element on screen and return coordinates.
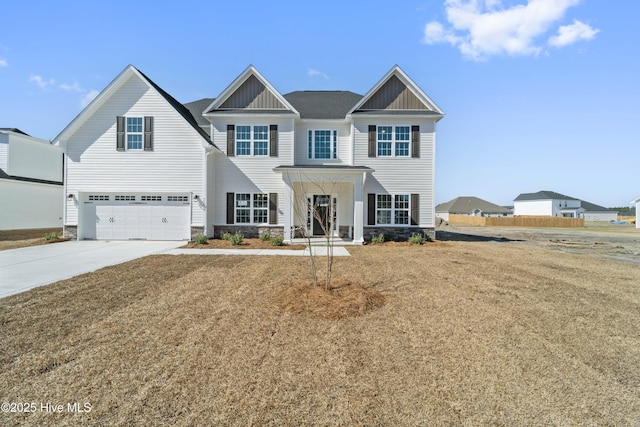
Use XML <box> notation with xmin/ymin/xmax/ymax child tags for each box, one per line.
<box><xmin>82</xmin><ymin>194</ymin><xmax>191</xmax><ymax>240</ymax></box>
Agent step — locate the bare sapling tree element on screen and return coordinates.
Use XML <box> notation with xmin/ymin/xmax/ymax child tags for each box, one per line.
<box><xmin>289</xmin><ymin>172</ymin><xmax>341</xmax><ymax>290</ymax></box>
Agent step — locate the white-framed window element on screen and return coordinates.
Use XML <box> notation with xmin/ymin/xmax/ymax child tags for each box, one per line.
<box><xmin>235</xmin><ymin>193</ymin><xmax>268</xmax><ymax>224</ymax></box>
<box><xmin>308</xmin><ymin>130</ymin><xmax>337</xmax><ymax>159</ymax></box>
<box><xmin>236</xmin><ymin>125</ymin><xmax>269</xmax><ymax>156</ymax></box>
<box><xmin>376</xmin><ymin>194</ymin><xmax>410</xmax><ymax>225</ymax></box>
<box><xmin>377</xmin><ymin>126</ymin><xmax>410</xmax><ymax>157</ymax></box>
<box><xmin>88</xmin><ymin>195</ymin><xmax>110</xmax><ymax>201</ymax></box>
<box><xmin>126</xmin><ymin>117</ymin><xmax>143</xmax><ymax>150</ymax></box>
<box><xmin>115</xmin><ymin>195</ymin><xmax>136</xmax><ymax>201</ymax></box>
<box><xmin>141</xmin><ymin>195</ymin><xmax>162</xmax><ymax>202</ymax></box>
<box><xmin>167</xmin><ymin>195</ymin><xmax>189</xmax><ymax>202</ymax></box>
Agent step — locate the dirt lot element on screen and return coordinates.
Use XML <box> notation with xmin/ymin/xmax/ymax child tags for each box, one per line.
<box><xmin>0</xmin><ymin>227</ymin><xmax>639</xmax><ymax>426</ymax></box>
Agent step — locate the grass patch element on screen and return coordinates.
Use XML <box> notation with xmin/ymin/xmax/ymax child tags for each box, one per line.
<box><xmin>1</xmin><ymin>242</ymin><xmax>639</xmax><ymax>425</ymax></box>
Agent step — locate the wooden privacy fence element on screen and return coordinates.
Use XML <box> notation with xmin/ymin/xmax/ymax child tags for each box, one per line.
<box><xmin>448</xmin><ymin>214</ymin><xmax>585</xmax><ymax>228</ymax></box>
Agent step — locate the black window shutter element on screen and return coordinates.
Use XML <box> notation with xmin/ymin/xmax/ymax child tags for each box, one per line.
<box><xmin>269</xmin><ymin>125</ymin><xmax>278</xmax><ymax>157</ymax></box>
<box><xmin>367</xmin><ymin>193</ymin><xmax>376</xmax><ymax>225</ymax></box>
<box><xmin>269</xmin><ymin>193</ymin><xmax>278</xmax><ymax>224</ymax></box>
<box><xmin>144</xmin><ymin>116</ymin><xmax>153</xmax><ymax>151</ymax></box>
<box><xmin>227</xmin><ymin>193</ymin><xmax>235</xmax><ymax>224</ymax></box>
<box><xmin>411</xmin><ymin>125</ymin><xmax>419</xmax><ymax>158</ymax></box>
<box><xmin>411</xmin><ymin>194</ymin><xmax>419</xmax><ymax>225</ymax></box>
<box><xmin>116</xmin><ymin>116</ymin><xmax>125</xmax><ymax>151</ymax></box>
<box><xmin>368</xmin><ymin>125</ymin><xmax>376</xmax><ymax>158</ymax></box>
<box><xmin>227</xmin><ymin>125</ymin><xmax>235</xmax><ymax>156</ymax></box>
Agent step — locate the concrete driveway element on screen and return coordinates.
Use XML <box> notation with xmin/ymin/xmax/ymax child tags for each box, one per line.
<box><xmin>0</xmin><ymin>240</ymin><xmax>184</xmax><ymax>299</ymax></box>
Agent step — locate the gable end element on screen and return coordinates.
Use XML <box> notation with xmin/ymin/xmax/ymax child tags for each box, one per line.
<box><xmin>357</xmin><ymin>75</ymin><xmax>428</xmax><ymax>111</ymax></box>
<box><xmin>219</xmin><ymin>75</ymin><xmax>287</xmax><ymax>110</ymax></box>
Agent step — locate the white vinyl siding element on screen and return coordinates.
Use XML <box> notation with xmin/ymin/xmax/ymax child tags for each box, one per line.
<box><xmin>354</xmin><ymin>118</ymin><xmax>436</xmax><ymax>228</ymax></box>
<box><xmin>63</xmin><ymin>74</ymin><xmax>207</xmax><ymax>229</ymax></box>
<box><xmin>211</xmin><ymin>116</ymin><xmax>293</xmax><ymax>225</ymax></box>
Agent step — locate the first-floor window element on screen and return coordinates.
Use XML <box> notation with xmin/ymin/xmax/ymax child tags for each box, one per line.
<box><xmin>377</xmin><ymin>194</ymin><xmax>409</xmax><ymax>225</ymax></box>
<box><xmin>236</xmin><ymin>193</ymin><xmax>268</xmax><ymax>224</ymax></box>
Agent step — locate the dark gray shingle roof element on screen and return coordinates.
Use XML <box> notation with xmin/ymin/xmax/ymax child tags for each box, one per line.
<box><xmin>514</xmin><ymin>191</ymin><xmax>579</xmax><ymax>201</ymax></box>
<box><xmin>580</xmin><ymin>200</ymin><xmax>614</xmax><ymax>212</ymax></box>
<box><xmin>283</xmin><ymin>91</ymin><xmax>362</xmax><ymax>119</ymax></box>
<box><xmin>436</xmin><ymin>196</ymin><xmax>512</xmax><ymax>214</ymax></box>
<box><xmin>183</xmin><ymin>98</ymin><xmax>214</xmax><ymax>132</ymax></box>
<box><xmin>136</xmin><ymin>70</ymin><xmax>214</xmax><ymax>146</ymax></box>
<box><xmin>0</xmin><ymin>128</ymin><xmax>29</xmax><ymax>136</ymax></box>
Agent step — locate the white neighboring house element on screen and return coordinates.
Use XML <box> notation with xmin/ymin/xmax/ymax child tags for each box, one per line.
<box><xmin>513</xmin><ymin>190</ymin><xmax>617</xmax><ymax>221</ymax></box>
<box><xmin>0</xmin><ymin>128</ymin><xmax>63</xmax><ymax>230</ymax></box>
<box><xmin>55</xmin><ymin>64</ymin><xmax>444</xmax><ymax>242</ymax></box>
<box><xmin>632</xmin><ymin>197</ymin><xmax>640</xmax><ymax>228</ymax></box>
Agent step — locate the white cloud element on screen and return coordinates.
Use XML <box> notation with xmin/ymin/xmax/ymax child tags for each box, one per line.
<box><xmin>423</xmin><ymin>0</ymin><xmax>598</xmax><ymax>60</ymax></box>
<box><xmin>29</xmin><ymin>75</ymin><xmax>56</xmax><ymax>90</ymax></box>
<box><xmin>308</xmin><ymin>68</ymin><xmax>329</xmax><ymax>80</ymax></box>
<box><xmin>548</xmin><ymin>19</ymin><xmax>599</xmax><ymax>47</ymax></box>
<box><xmin>80</xmin><ymin>89</ymin><xmax>99</xmax><ymax>107</ymax></box>
<box><xmin>59</xmin><ymin>81</ymin><xmax>84</xmax><ymax>93</ymax></box>
<box><xmin>0</xmin><ymin>58</ymin><xmax>7</xmax><ymax>68</ymax></box>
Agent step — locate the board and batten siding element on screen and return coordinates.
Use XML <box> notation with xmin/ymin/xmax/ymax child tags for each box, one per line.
<box><xmin>293</xmin><ymin>120</ymin><xmax>352</xmax><ymax>165</ymax></box>
<box><xmin>211</xmin><ymin>117</ymin><xmax>294</xmax><ymax>226</ymax></box>
<box><xmin>352</xmin><ymin>118</ymin><xmax>437</xmax><ymax>228</ymax></box>
<box><xmin>64</xmin><ymin>74</ymin><xmax>207</xmax><ymax>227</ymax></box>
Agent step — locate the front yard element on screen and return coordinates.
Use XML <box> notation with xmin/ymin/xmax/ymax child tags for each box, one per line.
<box><xmin>1</xmin><ymin>239</ymin><xmax>639</xmax><ymax>425</ymax></box>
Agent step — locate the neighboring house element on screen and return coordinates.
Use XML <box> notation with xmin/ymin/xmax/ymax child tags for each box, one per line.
<box><xmin>0</xmin><ymin>128</ymin><xmax>63</xmax><ymax>230</ymax></box>
<box><xmin>514</xmin><ymin>190</ymin><xmax>617</xmax><ymax>221</ymax></box>
<box><xmin>435</xmin><ymin>196</ymin><xmax>512</xmax><ymax>221</ymax></box>
<box><xmin>55</xmin><ymin>64</ymin><xmax>444</xmax><ymax>243</ymax></box>
<box><xmin>580</xmin><ymin>200</ymin><xmax>618</xmax><ymax>222</ymax></box>
<box><xmin>632</xmin><ymin>198</ymin><xmax>640</xmax><ymax>228</ymax></box>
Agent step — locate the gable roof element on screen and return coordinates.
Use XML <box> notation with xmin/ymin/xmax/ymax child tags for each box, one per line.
<box><xmin>204</xmin><ymin>66</ymin><xmax>298</xmax><ymax>115</ymax></box>
<box><xmin>514</xmin><ymin>191</ymin><xmax>579</xmax><ymax>202</ymax></box>
<box><xmin>436</xmin><ymin>196</ymin><xmax>512</xmax><ymax>214</ymax></box>
<box><xmin>579</xmin><ymin>200</ymin><xmax>615</xmax><ymax>212</ymax></box>
<box><xmin>0</xmin><ymin>128</ymin><xmax>30</xmax><ymax>136</ymax></box>
<box><xmin>183</xmin><ymin>98</ymin><xmax>215</xmax><ymax>132</ymax></box>
<box><xmin>54</xmin><ymin>65</ymin><xmax>215</xmax><ymax>148</ymax></box>
<box><xmin>348</xmin><ymin>65</ymin><xmax>444</xmax><ymax>118</ymax></box>
<box><xmin>283</xmin><ymin>91</ymin><xmax>363</xmax><ymax>119</ymax></box>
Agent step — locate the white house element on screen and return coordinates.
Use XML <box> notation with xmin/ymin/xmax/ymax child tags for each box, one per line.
<box><xmin>514</xmin><ymin>190</ymin><xmax>617</xmax><ymax>221</ymax></box>
<box><xmin>632</xmin><ymin>197</ymin><xmax>640</xmax><ymax>228</ymax></box>
<box><xmin>435</xmin><ymin>196</ymin><xmax>512</xmax><ymax>221</ymax></box>
<box><xmin>55</xmin><ymin>65</ymin><xmax>444</xmax><ymax>243</ymax></box>
<box><xmin>0</xmin><ymin>128</ymin><xmax>63</xmax><ymax>230</ymax></box>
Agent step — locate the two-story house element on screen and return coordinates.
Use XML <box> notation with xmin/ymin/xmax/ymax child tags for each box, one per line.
<box><xmin>55</xmin><ymin>65</ymin><xmax>444</xmax><ymax>243</ymax></box>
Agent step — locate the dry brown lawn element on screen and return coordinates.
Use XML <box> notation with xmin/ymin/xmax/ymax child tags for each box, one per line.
<box><xmin>0</xmin><ymin>228</ymin><xmax>65</xmax><ymax>251</ymax></box>
<box><xmin>1</xmin><ymin>240</ymin><xmax>639</xmax><ymax>426</ymax></box>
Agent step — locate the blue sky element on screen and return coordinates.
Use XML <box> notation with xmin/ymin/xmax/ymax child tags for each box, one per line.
<box><xmin>1</xmin><ymin>0</ymin><xmax>637</xmax><ymax>207</ymax></box>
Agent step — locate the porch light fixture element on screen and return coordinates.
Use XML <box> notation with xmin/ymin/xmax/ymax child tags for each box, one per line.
<box><xmin>193</xmin><ymin>195</ymin><xmax>199</xmax><ymax>200</ymax></box>
<box><xmin>67</xmin><ymin>194</ymin><xmax>74</xmax><ymax>200</ymax></box>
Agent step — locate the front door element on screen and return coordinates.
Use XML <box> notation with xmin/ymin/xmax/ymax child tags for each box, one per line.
<box><xmin>312</xmin><ymin>195</ymin><xmax>330</xmax><ymax>236</ymax></box>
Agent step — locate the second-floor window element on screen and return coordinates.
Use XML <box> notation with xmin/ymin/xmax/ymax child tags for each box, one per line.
<box><xmin>377</xmin><ymin>126</ymin><xmax>410</xmax><ymax>157</ymax></box>
<box><xmin>308</xmin><ymin>130</ymin><xmax>337</xmax><ymax>159</ymax></box>
<box><xmin>237</xmin><ymin>125</ymin><xmax>269</xmax><ymax>156</ymax></box>
<box><xmin>126</xmin><ymin>117</ymin><xmax>144</xmax><ymax>150</ymax></box>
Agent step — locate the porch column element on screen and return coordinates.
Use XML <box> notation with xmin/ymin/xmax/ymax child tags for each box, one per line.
<box><xmin>283</xmin><ymin>176</ymin><xmax>294</xmax><ymax>244</ymax></box>
<box><xmin>353</xmin><ymin>173</ymin><xmax>365</xmax><ymax>244</ymax></box>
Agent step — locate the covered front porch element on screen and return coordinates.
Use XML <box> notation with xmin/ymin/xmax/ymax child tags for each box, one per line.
<box><xmin>273</xmin><ymin>166</ymin><xmax>372</xmax><ymax>245</ymax></box>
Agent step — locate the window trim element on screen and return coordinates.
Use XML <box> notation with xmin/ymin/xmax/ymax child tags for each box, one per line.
<box><xmin>376</xmin><ymin>125</ymin><xmax>411</xmax><ymax>158</ymax></box>
<box><xmin>234</xmin><ymin>193</ymin><xmax>269</xmax><ymax>225</ymax></box>
<box><xmin>307</xmin><ymin>129</ymin><xmax>338</xmax><ymax>160</ymax></box>
<box><xmin>235</xmin><ymin>125</ymin><xmax>270</xmax><ymax>157</ymax></box>
<box><xmin>375</xmin><ymin>193</ymin><xmax>411</xmax><ymax>226</ymax></box>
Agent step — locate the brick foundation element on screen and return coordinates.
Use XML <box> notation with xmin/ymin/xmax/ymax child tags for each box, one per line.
<box><xmin>215</xmin><ymin>225</ymin><xmax>284</xmax><ymax>239</ymax></box>
<box><xmin>63</xmin><ymin>225</ymin><xmax>77</xmax><ymax>240</ymax></box>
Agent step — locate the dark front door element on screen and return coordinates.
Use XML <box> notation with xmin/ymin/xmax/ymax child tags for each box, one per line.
<box><xmin>312</xmin><ymin>195</ymin><xmax>330</xmax><ymax>236</ymax></box>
